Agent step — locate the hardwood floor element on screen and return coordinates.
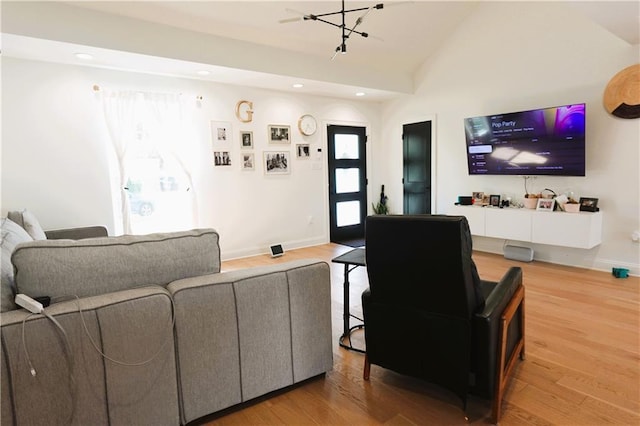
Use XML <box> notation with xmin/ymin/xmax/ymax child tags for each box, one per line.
<box><xmin>203</xmin><ymin>243</ymin><xmax>639</xmax><ymax>425</ymax></box>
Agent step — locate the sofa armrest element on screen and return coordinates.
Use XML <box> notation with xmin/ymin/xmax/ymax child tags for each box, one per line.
<box><xmin>45</xmin><ymin>226</ymin><xmax>108</xmax><ymax>240</ymax></box>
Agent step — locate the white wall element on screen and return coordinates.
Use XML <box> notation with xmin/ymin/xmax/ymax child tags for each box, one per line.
<box><xmin>378</xmin><ymin>2</ymin><xmax>640</xmax><ymax>274</ymax></box>
<box><xmin>1</xmin><ymin>57</ymin><xmax>381</xmax><ymax>259</ymax></box>
<box><xmin>2</xmin><ymin>2</ymin><xmax>639</xmax><ymax>273</ymax></box>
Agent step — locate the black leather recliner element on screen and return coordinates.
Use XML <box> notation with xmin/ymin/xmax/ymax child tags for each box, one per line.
<box><xmin>362</xmin><ymin>214</ymin><xmax>524</xmax><ymax>423</ymax></box>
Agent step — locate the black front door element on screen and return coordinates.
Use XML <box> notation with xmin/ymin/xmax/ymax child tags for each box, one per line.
<box><xmin>327</xmin><ymin>125</ymin><xmax>367</xmax><ymax>246</ymax></box>
<box><xmin>403</xmin><ymin>121</ymin><xmax>432</xmax><ymax>214</ymax></box>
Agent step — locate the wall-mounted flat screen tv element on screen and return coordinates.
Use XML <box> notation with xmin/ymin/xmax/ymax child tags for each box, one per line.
<box><xmin>464</xmin><ymin>103</ymin><xmax>586</xmax><ymax>176</ymax></box>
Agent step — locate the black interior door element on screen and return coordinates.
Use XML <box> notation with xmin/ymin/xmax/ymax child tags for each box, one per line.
<box><xmin>327</xmin><ymin>125</ymin><xmax>367</xmax><ymax>246</ymax></box>
<box><xmin>403</xmin><ymin>121</ymin><xmax>432</xmax><ymax>214</ymax></box>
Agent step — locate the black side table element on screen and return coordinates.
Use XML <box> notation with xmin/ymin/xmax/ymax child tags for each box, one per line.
<box><xmin>331</xmin><ymin>248</ymin><xmax>366</xmax><ymax>353</ymax></box>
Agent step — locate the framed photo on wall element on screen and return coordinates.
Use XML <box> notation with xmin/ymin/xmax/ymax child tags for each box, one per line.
<box><xmin>268</xmin><ymin>125</ymin><xmax>291</xmax><ymax>144</ymax></box>
<box><xmin>264</xmin><ymin>151</ymin><xmax>290</xmax><ymax>175</ymax></box>
<box><xmin>240</xmin><ymin>131</ymin><xmax>253</xmax><ymax>149</ymax></box>
<box><xmin>213</xmin><ymin>151</ymin><xmax>231</xmax><ymax>166</ymax></box>
<box><xmin>211</xmin><ymin>121</ymin><xmax>232</xmax><ymax>145</ymax></box>
<box><xmin>296</xmin><ymin>144</ymin><xmax>311</xmax><ymax>158</ymax></box>
<box><xmin>241</xmin><ymin>153</ymin><xmax>255</xmax><ymax>170</ymax></box>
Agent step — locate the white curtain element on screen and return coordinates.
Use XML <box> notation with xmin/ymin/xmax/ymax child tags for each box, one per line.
<box><xmin>143</xmin><ymin>92</ymin><xmax>199</xmax><ymax>228</ymax></box>
<box><xmin>100</xmin><ymin>90</ymin><xmax>138</xmax><ymax>234</ymax></box>
<box><xmin>100</xmin><ymin>89</ymin><xmax>197</xmax><ymax>234</ymax></box>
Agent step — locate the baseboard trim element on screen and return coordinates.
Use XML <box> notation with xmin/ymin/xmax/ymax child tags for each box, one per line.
<box><xmin>472</xmin><ymin>237</ymin><xmax>639</xmax><ymax>277</ymax></box>
<box><xmin>221</xmin><ymin>236</ymin><xmax>328</xmax><ymax>261</ymax></box>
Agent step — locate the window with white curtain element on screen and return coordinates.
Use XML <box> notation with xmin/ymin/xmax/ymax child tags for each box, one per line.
<box><xmin>101</xmin><ymin>90</ymin><xmax>197</xmax><ymax>234</ymax></box>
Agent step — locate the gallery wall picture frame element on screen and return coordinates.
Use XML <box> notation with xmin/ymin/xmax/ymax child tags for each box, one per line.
<box><xmin>241</xmin><ymin>153</ymin><xmax>255</xmax><ymax>171</ymax></box>
<box><xmin>296</xmin><ymin>144</ymin><xmax>311</xmax><ymax>158</ymax></box>
<box><xmin>213</xmin><ymin>151</ymin><xmax>232</xmax><ymax>167</ymax></box>
<box><xmin>536</xmin><ymin>198</ymin><xmax>555</xmax><ymax>211</ymax></box>
<box><xmin>240</xmin><ymin>131</ymin><xmax>253</xmax><ymax>149</ymax></box>
<box><xmin>268</xmin><ymin>125</ymin><xmax>291</xmax><ymax>144</ymax></box>
<box><xmin>263</xmin><ymin>151</ymin><xmax>290</xmax><ymax>175</ymax></box>
<box><xmin>211</xmin><ymin>121</ymin><xmax>232</xmax><ymax>145</ymax></box>
<box><xmin>579</xmin><ymin>197</ymin><xmax>599</xmax><ymax>212</ymax></box>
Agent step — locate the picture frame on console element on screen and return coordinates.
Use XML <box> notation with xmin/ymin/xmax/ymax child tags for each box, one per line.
<box><xmin>472</xmin><ymin>192</ymin><xmax>484</xmax><ymax>204</ymax></box>
<box><xmin>579</xmin><ymin>197</ymin><xmax>599</xmax><ymax>212</ymax></box>
<box><xmin>490</xmin><ymin>194</ymin><xmax>501</xmax><ymax>207</ymax></box>
<box><xmin>536</xmin><ymin>198</ymin><xmax>555</xmax><ymax>211</ymax></box>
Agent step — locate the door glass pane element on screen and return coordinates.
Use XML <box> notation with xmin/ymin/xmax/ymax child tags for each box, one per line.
<box><xmin>336</xmin><ymin>201</ymin><xmax>360</xmax><ymax>227</ymax></box>
<box><xmin>334</xmin><ymin>134</ymin><xmax>359</xmax><ymax>160</ymax></box>
<box><xmin>335</xmin><ymin>168</ymin><xmax>360</xmax><ymax>194</ymax></box>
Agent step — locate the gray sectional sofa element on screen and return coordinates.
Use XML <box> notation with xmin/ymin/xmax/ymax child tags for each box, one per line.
<box><xmin>1</xmin><ymin>213</ymin><xmax>333</xmax><ymax>425</ymax></box>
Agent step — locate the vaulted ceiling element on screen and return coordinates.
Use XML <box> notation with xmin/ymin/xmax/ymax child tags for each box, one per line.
<box><xmin>2</xmin><ymin>1</ymin><xmax>639</xmax><ymax>101</ymax></box>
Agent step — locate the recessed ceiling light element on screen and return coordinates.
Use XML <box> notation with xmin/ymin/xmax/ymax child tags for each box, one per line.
<box><xmin>292</xmin><ymin>83</ymin><xmax>304</xmax><ymax>88</ymax></box>
<box><xmin>75</xmin><ymin>53</ymin><xmax>93</xmax><ymax>60</ymax></box>
<box><xmin>355</xmin><ymin>92</ymin><xmax>366</xmax><ymax>97</ymax></box>
<box><xmin>196</xmin><ymin>70</ymin><xmax>211</xmax><ymax>76</ymax></box>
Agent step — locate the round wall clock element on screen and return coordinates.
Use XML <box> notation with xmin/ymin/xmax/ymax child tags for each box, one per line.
<box><xmin>298</xmin><ymin>114</ymin><xmax>317</xmax><ymax>136</ymax></box>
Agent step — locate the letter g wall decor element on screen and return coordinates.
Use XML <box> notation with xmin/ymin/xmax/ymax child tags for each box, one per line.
<box><xmin>235</xmin><ymin>100</ymin><xmax>254</xmax><ymax>123</ymax></box>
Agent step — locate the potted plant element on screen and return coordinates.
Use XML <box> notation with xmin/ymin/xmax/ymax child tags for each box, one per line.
<box><xmin>523</xmin><ymin>193</ymin><xmax>541</xmax><ymax>209</ymax></box>
<box><xmin>372</xmin><ymin>185</ymin><xmax>389</xmax><ymax>214</ymax></box>
<box><xmin>563</xmin><ymin>197</ymin><xmax>580</xmax><ymax>213</ymax></box>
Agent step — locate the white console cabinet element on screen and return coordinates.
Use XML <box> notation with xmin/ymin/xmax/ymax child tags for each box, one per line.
<box><xmin>449</xmin><ymin>205</ymin><xmax>602</xmax><ymax>249</ymax></box>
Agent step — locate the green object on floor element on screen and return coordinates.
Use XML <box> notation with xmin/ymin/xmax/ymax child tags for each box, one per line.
<box><xmin>612</xmin><ymin>267</ymin><xmax>629</xmax><ymax>278</ymax></box>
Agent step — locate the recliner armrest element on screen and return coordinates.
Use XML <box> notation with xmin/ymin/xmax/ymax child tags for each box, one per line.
<box><xmin>470</xmin><ymin>266</ymin><xmax>523</xmax><ymax>399</ymax></box>
<box><xmin>475</xmin><ymin>266</ymin><xmax>522</xmax><ymax>321</ymax></box>
<box><xmin>362</xmin><ymin>287</ymin><xmax>371</xmax><ymax>303</ymax></box>
<box><xmin>44</xmin><ymin>226</ymin><xmax>108</xmax><ymax>240</ymax></box>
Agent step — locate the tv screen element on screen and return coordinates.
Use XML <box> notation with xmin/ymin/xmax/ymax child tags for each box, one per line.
<box><xmin>464</xmin><ymin>103</ymin><xmax>586</xmax><ymax>176</ymax></box>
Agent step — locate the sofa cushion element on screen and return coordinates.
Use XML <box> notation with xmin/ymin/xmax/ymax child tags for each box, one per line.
<box><xmin>1</xmin><ymin>218</ymin><xmax>33</xmax><ymax>312</ymax></box>
<box><xmin>167</xmin><ymin>259</ymin><xmax>333</xmax><ymax>424</ymax></box>
<box><xmin>1</xmin><ymin>286</ymin><xmax>179</xmax><ymax>425</ymax></box>
<box><xmin>7</xmin><ymin>209</ymin><xmax>47</xmax><ymax>240</ymax></box>
<box><xmin>12</xmin><ymin>228</ymin><xmax>220</xmax><ymax>300</ymax></box>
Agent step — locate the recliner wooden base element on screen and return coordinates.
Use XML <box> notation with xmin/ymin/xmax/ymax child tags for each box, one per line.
<box><xmin>492</xmin><ymin>284</ymin><xmax>525</xmax><ymax>424</ymax></box>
